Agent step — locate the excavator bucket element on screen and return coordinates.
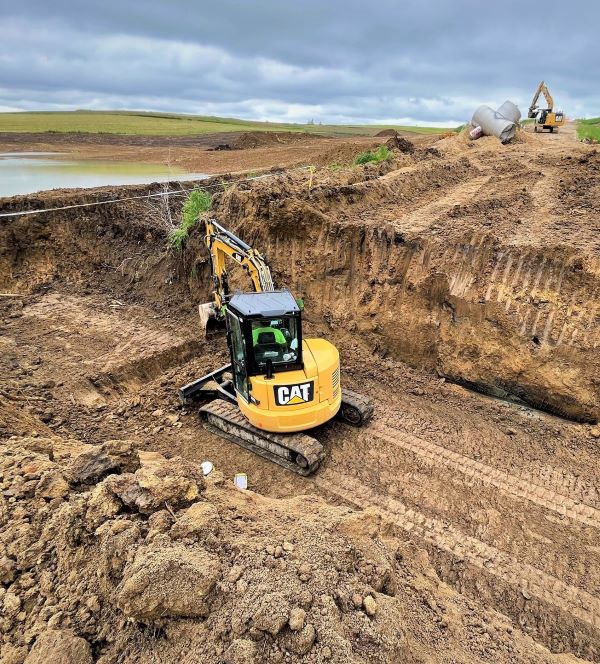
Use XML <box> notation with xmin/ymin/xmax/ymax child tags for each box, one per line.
<box><xmin>198</xmin><ymin>302</ymin><xmax>225</xmax><ymax>336</ymax></box>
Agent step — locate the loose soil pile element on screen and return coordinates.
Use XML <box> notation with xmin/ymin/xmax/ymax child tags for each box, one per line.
<box><xmin>0</xmin><ymin>434</ymin><xmax>580</xmax><ymax>663</ymax></box>
<box><xmin>1</xmin><ymin>123</ymin><xmax>600</xmax><ymax>662</ymax></box>
<box><xmin>230</xmin><ymin>132</ymin><xmax>327</xmax><ymax>150</ymax></box>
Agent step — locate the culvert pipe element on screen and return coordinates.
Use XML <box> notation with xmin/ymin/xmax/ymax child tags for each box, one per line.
<box><xmin>471</xmin><ymin>105</ymin><xmax>517</xmax><ymax>143</ymax></box>
<box><xmin>496</xmin><ymin>100</ymin><xmax>521</xmax><ymax>124</ymax></box>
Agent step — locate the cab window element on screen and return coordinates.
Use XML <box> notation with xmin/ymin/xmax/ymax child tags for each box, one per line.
<box><xmin>251</xmin><ymin>317</ymin><xmax>299</xmax><ymax>367</ymax></box>
<box><xmin>227</xmin><ymin>311</ymin><xmax>249</xmax><ymax>401</ymax></box>
<box><xmin>230</xmin><ymin>314</ymin><xmax>245</xmax><ymax>363</ymax></box>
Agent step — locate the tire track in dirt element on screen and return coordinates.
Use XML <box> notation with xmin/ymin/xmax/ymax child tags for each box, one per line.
<box><xmin>313</xmin><ymin>469</ymin><xmax>600</xmax><ymax>654</ymax></box>
<box><xmin>364</xmin><ymin>378</ymin><xmax>600</xmax><ymax>509</ymax></box>
<box><xmin>368</xmin><ymin>421</ymin><xmax>600</xmax><ymax>529</ymax></box>
<box><xmin>343</xmin><ymin>156</ymin><xmax>479</xmax><ymax>229</ymax></box>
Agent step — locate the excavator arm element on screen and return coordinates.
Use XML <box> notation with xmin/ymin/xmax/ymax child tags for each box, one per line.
<box><xmin>528</xmin><ymin>81</ymin><xmax>554</xmax><ymax>118</ymax></box>
<box><xmin>199</xmin><ymin>218</ymin><xmax>274</xmax><ymax>332</ymax></box>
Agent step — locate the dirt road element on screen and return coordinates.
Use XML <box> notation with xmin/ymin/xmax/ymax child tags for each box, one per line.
<box><xmin>1</xmin><ymin>124</ymin><xmax>599</xmax><ymax>661</ymax></box>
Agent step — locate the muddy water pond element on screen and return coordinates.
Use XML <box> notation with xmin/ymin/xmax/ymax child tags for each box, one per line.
<box><xmin>0</xmin><ymin>152</ymin><xmax>209</xmax><ymax>198</ymax></box>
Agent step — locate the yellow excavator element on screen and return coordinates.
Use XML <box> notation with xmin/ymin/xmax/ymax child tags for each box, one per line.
<box><xmin>528</xmin><ymin>81</ymin><xmax>565</xmax><ymax>133</ymax></box>
<box><xmin>179</xmin><ymin>218</ymin><xmax>373</xmax><ymax>475</ymax></box>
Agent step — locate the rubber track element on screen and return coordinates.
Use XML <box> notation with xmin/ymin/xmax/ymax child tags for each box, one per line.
<box><xmin>314</xmin><ymin>469</ymin><xmax>600</xmax><ymax>631</ymax></box>
<box><xmin>369</xmin><ymin>422</ymin><xmax>600</xmax><ymax>530</ymax></box>
<box><xmin>199</xmin><ymin>399</ymin><xmax>325</xmax><ymax>476</ymax></box>
<box><xmin>340</xmin><ymin>388</ymin><xmax>375</xmax><ymax>424</ymax></box>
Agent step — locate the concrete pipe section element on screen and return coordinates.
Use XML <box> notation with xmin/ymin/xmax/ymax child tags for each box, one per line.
<box><xmin>471</xmin><ymin>100</ymin><xmax>521</xmax><ymax>143</ymax></box>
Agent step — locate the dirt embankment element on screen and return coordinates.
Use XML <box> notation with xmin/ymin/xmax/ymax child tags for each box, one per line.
<box><xmin>214</xmin><ymin>136</ymin><xmax>600</xmax><ymax>423</ymax></box>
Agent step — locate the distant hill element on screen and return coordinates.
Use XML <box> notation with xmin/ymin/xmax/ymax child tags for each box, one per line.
<box><xmin>0</xmin><ymin>110</ymin><xmax>449</xmax><ymax>137</ymax></box>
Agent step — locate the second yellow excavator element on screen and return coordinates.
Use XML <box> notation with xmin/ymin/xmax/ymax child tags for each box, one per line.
<box><xmin>179</xmin><ymin>218</ymin><xmax>373</xmax><ymax>475</ymax></box>
<box><xmin>528</xmin><ymin>80</ymin><xmax>565</xmax><ymax>133</ymax></box>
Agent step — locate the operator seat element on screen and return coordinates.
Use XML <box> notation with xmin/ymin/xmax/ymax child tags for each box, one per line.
<box><xmin>254</xmin><ymin>329</ymin><xmax>284</xmax><ymax>363</ymax></box>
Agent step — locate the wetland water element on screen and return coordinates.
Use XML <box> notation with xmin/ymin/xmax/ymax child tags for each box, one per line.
<box><xmin>0</xmin><ymin>152</ymin><xmax>209</xmax><ymax>197</ymax></box>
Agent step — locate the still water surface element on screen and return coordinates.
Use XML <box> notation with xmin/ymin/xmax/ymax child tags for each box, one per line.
<box><xmin>0</xmin><ymin>152</ymin><xmax>209</xmax><ymax>198</ymax></box>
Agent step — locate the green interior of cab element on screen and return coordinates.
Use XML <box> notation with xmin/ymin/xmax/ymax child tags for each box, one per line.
<box><xmin>252</xmin><ymin>326</ymin><xmax>286</xmax><ymax>346</ymax></box>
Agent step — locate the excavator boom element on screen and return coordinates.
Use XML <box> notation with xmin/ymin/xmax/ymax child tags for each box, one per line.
<box><xmin>528</xmin><ymin>80</ymin><xmax>554</xmax><ymax>118</ymax></box>
<box><xmin>199</xmin><ymin>219</ymin><xmax>274</xmax><ymax>332</ymax></box>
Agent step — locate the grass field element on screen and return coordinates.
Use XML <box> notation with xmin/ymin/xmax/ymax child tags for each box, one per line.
<box><xmin>0</xmin><ymin>110</ymin><xmax>449</xmax><ymax>137</ymax></box>
<box><xmin>577</xmin><ymin>117</ymin><xmax>600</xmax><ymax>142</ymax></box>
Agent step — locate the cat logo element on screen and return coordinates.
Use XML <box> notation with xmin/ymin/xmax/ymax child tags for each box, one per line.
<box><xmin>274</xmin><ymin>381</ymin><xmax>314</xmax><ymax>406</ymax></box>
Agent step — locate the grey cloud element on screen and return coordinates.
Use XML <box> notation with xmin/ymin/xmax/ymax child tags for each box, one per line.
<box><xmin>0</xmin><ymin>1</ymin><xmax>598</xmax><ymax>124</ymax></box>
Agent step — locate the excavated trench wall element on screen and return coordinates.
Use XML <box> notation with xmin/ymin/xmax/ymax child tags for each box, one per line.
<box><xmin>216</xmin><ymin>172</ymin><xmax>600</xmax><ymax>424</ymax></box>
<box><xmin>1</xmin><ymin>163</ymin><xmax>599</xmax><ymax>424</ymax></box>
<box><xmin>0</xmin><ymin>183</ymin><xmax>208</xmax><ymax>307</ymax></box>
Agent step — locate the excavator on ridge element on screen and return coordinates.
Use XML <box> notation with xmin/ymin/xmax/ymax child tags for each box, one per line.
<box><xmin>528</xmin><ymin>80</ymin><xmax>565</xmax><ymax>133</ymax></box>
<box><xmin>179</xmin><ymin>218</ymin><xmax>373</xmax><ymax>476</ymax></box>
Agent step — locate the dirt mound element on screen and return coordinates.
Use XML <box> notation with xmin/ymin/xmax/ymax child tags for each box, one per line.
<box><xmin>308</xmin><ymin>138</ymin><xmax>438</xmax><ymax>168</ymax></box>
<box><xmin>385</xmin><ymin>135</ymin><xmax>415</xmax><ymax>153</ymax></box>
<box><xmin>231</xmin><ymin>131</ymin><xmax>324</xmax><ymax>150</ymax></box>
<box><xmin>0</xmin><ymin>435</ymin><xmax>573</xmax><ymax>663</ymax></box>
<box><xmin>307</xmin><ymin>140</ymin><xmax>381</xmax><ymax>167</ymax></box>
<box><xmin>374</xmin><ymin>129</ymin><xmax>398</xmax><ymax>137</ymax></box>
<box><xmin>511</xmin><ymin>128</ymin><xmax>537</xmax><ymax>144</ymax></box>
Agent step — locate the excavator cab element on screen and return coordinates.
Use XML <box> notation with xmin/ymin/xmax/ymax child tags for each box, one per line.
<box><xmin>224</xmin><ymin>289</ymin><xmax>344</xmax><ymax>434</ymax></box>
<box><xmin>225</xmin><ymin>290</ymin><xmax>304</xmax><ymax>401</ymax></box>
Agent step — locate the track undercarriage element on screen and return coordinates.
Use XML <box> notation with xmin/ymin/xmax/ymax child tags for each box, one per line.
<box><xmin>179</xmin><ymin>365</ymin><xmax>373</xmax><ymax>475</ymax></box>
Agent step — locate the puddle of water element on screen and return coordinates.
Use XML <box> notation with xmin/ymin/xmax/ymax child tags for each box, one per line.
<box><xmin>0</xmin><ymin>152</ymin><xmax>209</xmax><ymax>198</ymax></box>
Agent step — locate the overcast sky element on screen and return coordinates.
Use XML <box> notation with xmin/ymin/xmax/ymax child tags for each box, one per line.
<box><xmin>0</xmin><ymin>1</ymin><xmax>597</xmax><ymax>126</ymax></box>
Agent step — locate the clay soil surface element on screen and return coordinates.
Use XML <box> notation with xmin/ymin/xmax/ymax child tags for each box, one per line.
<box><xmin>0</xmin><ymin>130</ymin><xmax>437</xmax><ymax>175</ymax></box>
<box><xmin>1</xmin><ymin>124</ymin><xmax>600</xmax><ymax>663</ymax></box>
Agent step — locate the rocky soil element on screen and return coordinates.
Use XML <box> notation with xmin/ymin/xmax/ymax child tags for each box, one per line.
<box><xmin>0</xmin><ymin>435</ymin><xmax>582</xmax><ymax>664</ymax></box>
